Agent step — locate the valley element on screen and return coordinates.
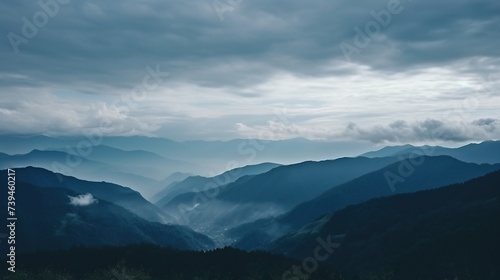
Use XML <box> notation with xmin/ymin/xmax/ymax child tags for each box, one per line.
<box><xmin>1</xmin><ymin>137</ymin><xmax>499</xmax><ymax>279</ymax></box>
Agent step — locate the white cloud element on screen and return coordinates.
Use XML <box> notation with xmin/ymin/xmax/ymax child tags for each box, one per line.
<box><xmin>68</xmin><ymin>193</ymin><xmax>98</xmax><ymax>207</ymax></box>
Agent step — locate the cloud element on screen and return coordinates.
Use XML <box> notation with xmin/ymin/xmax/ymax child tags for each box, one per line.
<box><xmin>345</xmin><ymin>119</ymin><xmax>500</xmax><ymax>143</ymax></box>
<box><xmin>235</xmin><ymin>120</ymin><xmax>332</xmax><ymax>140</ymax></box>
<box><xmin>472</xmin><ymin>118</ymin><xmax>500</xmax><ymax>132</ymax></box>
<box><xmin>0</xmin><ymin>0</ymin><xmax>499</xmax><ymax>141</ymax></box>
<box><xmin>1</xmin><ymin>0</ymin><xmax>500</xmax><ymax>91</ymax></box>
<box><xmin>68</xmin><ymin>193</ymin><xmax>98</xmax><ymax>207</ymax></box>
<box><xmin>0</xmin><ymin>91</ymin><xmax>160</xmax><ymax>136</ymax></box>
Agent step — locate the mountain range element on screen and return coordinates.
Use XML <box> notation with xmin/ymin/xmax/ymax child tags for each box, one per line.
<box><xmin>268</xmin><ymin>169</ymin><xmax>500</xmax><ymax>279</ymax></box>
<box><xmin>1</xmin><ymin>138</ymin><xmax>499</xmax><ymax>279</ymax></box>
<box><xmin>0</xmin><ymin>168</ymin><xmax>214</xmax><ymax>253</ymax></box>
<box><xmin>361</xmin><ymin>140</ymin><xmax>500</xmax><ymax>164</ymax></box>
<box><xmin>157</xmin><ymin>157</ymin><xmax>401</xmax><ymax>240</ymax></box>
<box><xmin>230</xmin><ymin>155</ymin><xmax>500</xmax><ymax>250</ymax></box>
<box><xmin>4</xmin><ymin>167</ymin><xmax>172</xmax><ymax>223</ymax></box>
<box><xmin>0</xmin><ymin>135</ymin><xmax>373</xmax><ymax>169</ymax></box>
<box><xmin>153</xmin><ymin>162</ymin><xmax>281</xmax><ymax>206</ymax></box>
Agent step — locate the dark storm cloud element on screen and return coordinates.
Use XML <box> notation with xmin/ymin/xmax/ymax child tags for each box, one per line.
<box><xmin>345</xmin><ymin>118</ymin><xmax>500</xmax><ymax>143</ymax></box>
<box><xmin>1</xmin><ymin>0</ymin><xmax>499</xmax><ymax>140</ymax></box>
<box><xmin>1</xmin><ymin>0</ymin><xmax>500</xmax><ymax>91</ymax></box>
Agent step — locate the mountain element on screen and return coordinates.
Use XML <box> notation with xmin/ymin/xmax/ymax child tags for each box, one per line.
<box><xmin>49</xmin><ymin>145</ymin><xmax>199</xmax><ymax>181</ymax></box>
<box><xmin>3</xmin><ymin>167</ymin><xmax>173</xmax><ymax>223</ymax></box>
<box><xmin>422</xmin><ymin>140</ymin><xmax>500</xmax><ymax>164</ymax></box>
<box><xmin>153</xmin><ymin>162</ymin><xmax>281</xmax><ymax>206</ymax></box>
<box><xmin>281</xmin><ymin>155</ymin><xmax>500</xmax><ymax>229</ymax></box>
<box><xmin>1</xmin><ymin>148</ymin><xmax>107</xmax><ymax>168</ymax></box>
<box><xmin>359</xmin><ymin>144</ymin><xmax>415</xmax><ymax>158</ymax></box>
<box><xmin>0</xmin><ymin>149</ymin><xmax>166</xmax><ymax>198</ymax></box>
<box><xmin>163</xmin><ymin>157</ymin><xmax>401</xmax><ymax>239</ymax></box>
<box><xmin>159</xmin><ymin>171</ymin><xmax>194</xmax><ymax>188</ymax></box>
<box><xmin>361</xmin><ymin>140</ymin><xmax>500</xmax><ymax>164</ymax></box>
<box><xmin>0</xmin><ymin>181</ymin><xmax>214</xmax><ymax>253</ymax></box>
<box><xmin>268</xmin><ymin>169</ymin><xmax>500</xmax><ymax>280</ymax></box>
<box><xmin>0</xmin><ymin>135</ymin><xmax>375</xmax><ymax>172</ymax></box>
<box><xmin>102</xmin><ymin>136</ymin><xmax>373</xmax><ymax>165</ymax></box>
<box><xmin>0</xmin><ymin>135</ymin><xmax>78</xmax><ymax>154</ymax></box>
<box><xmin>232</xmin><ymin>156</ymin><xmax>500</xmax><ymax>250</ymax></box>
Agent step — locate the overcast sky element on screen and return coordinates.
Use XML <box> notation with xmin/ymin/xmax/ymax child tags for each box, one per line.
<box><xmin>1</xmin><ymin>0</ymin><xmax>499</xmax><ymax>144</ymax></box>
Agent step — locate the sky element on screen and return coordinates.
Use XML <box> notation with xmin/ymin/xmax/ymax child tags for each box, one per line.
<box><xmin>1</xmin><ymin>0</ymin><xmax>499</xmax><ymax>144</ymax></box>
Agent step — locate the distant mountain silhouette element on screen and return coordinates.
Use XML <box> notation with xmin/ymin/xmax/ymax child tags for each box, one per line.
<box><xmin>359</xmin><ymin>144</ymin><xmax>415</xmax><ymax>158</ymax></box>
<box><xmin>0</xmin><ymin>135</ymin><xmax>374</xmax><ymax>171</ymax></box>
<box><xmin>102</xmin><ymin>136</ymin><xmax>373</xmax><ymax>165</ymax></box>
<box><xmin>268</xmin><ymin>169</ymin><xmax>500</xmax><ymax>279</ymax></box>
<box><xmin>0</xmin><ymin>135</ymin><xmax>77</xmax><ymax>154</ymax></box>
<box><xmin>158</xmin><ymin>171</ymin><xmax>194</xmax><ymax>189</ymax></box>
<box><xmin>48</xmin><ymin>145</ymin><xmax>198</xmax><ymax>181</ymax></box>
<box><xmin>361</xmin><ymin>140</ymin><xmax>500</xmax><ymax>164</ymax></box>
<box><xmin>0</xmin><ymin>149</ymin><xmax>168</xmax><ymax>198</ymax></box>
<box><xmin>232</xmin><ymin>156</ymin><xmax>500</xmax><ymax>250</ymax></box>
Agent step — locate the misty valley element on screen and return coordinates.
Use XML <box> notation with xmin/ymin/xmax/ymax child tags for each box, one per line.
<box><xmin>0</xmin><ymin>135</ymin><xmax>499</xmax><ymax>280</ymax></box>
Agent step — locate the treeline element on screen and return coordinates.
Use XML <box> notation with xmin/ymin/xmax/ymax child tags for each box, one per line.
<box><xmin>1</xmin><ymin>245</ymin><xmax>342</xmax><ymax>280</ymax></box>
<box><xmin>1</xmin><ymin>244</ymin><xmax>489</xmax><ymax>280</ymax></box>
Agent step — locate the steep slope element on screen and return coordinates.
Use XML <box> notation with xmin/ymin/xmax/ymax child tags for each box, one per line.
<box><xmin>215</xmin><ymin>158</ymin><xmax>402</xmax><ymax>208</ymax></box>
<box><xmin>268</xmin><ymin>170</ymin><xmax>500</xmax><ymax>280</ymax></box>
<box><xmin>0</xmin><ymin>182</ymin><xmax>214</xmax><ymax>253</ymax></box>
<box><xmin>158</xmin><ymin>171</ymin><xmax>194</xmax><ymax>189</ymax></box>
<box><xmin>154</xmin><ymin>162</ymin><xmax>281</xmax><ymax>206</ymax></box>
<box><xmin>233</xmin><ymin>156</ymin><xmax>500</xmax><ymax>250</ymax></box>
<box><xmin>3</xmin><ymin>167</ymin><xmax>173</xmax><ymax>223</ymax></box>
<box><xmin>166</xmin><ymin>157</ymin><xmax>400</xmax><ymax>236</ymax></box>
<box><xmin>282</xmin><ymin>155</ymin><xmax>500</xmax><ymax>229</ymax></box>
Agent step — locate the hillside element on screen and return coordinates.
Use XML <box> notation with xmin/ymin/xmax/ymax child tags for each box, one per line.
<box><xmin>232</xmin><ymin>156</ymin><xmax>500</xmax><ymax>250</ymax></box>
<box><xmin>269</xmin><ymin>170</ymin><xmax>500</xmax><ymax>280</ymax></box>
<box><xmin>0</xmin><ymin>167</ymin><xmax>172</xmax><ymax>223</ymax></box>
<box><xmin>0</xmin><ymin>180</ymin><xmax>214</xmax><ymax>253</ymax></box>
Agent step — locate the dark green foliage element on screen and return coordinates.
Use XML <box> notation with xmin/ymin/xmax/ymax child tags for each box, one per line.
<box><xmin>153</xmin><ymin>162</ymin><xmax>281</xmax><ymax>207</ymax></box>
<box><xmin>0</xmin><ymin>175</ymin><xmax>214</xmax><ymax>253</ymax></box>
<box><xmin>216</xmin><ymin>157</ymin><xmax>400</xmax><ymax>208</ymax></box>
<box><xmin>1</xmin><ymin>166</ymin><xmax>171</xmax><ymax>223</ymax></box>
<box><xmin>0</xmin><ymin>245</ymin><xmax>338</xmax><ymax>280</ymax></box>
<box><xmin>269</xmin><ymin>170</ymin><xmax>500</xmax><ymax>280</ymax></box>
<box><xmin>233</xmin><ymin>156</ymin><xmax>500</xmax><ymax>250</ymax></box>
<box><xmin>282</xmin><ymin>156</ymin><xmax>500</xmax><ymax>230</ymax></box>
